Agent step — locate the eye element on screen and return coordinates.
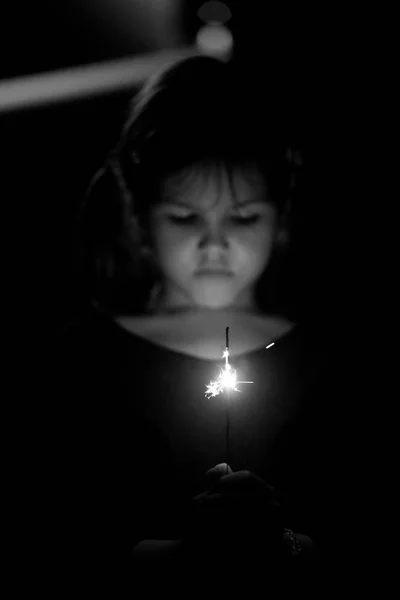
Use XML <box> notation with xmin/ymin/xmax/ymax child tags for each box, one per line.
<box><xmin>167</xmin><ymin>214</ymin><xmax>198</xmax><ymax>224</ymax></box>
<box><xmin>231</xmin><ymin>214</ymin><xmax>261</xmax><ymax>225</ymax></box>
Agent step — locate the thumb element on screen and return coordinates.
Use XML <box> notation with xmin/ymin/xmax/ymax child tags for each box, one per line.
<box><xmin>205</xmin><ymin>463</ymin><xmax>233</xmax><ymax>484</ymax></box>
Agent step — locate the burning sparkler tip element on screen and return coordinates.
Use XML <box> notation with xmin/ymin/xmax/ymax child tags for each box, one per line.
<box><xmin>205</xmin><ymin>326</ymin><xmax>254</xmax><ymax>399</ymax></box>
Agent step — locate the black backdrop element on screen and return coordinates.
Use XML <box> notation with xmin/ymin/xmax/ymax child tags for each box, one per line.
<box><xmin>2</xmin><ymin>5</ymin><xmax>372</xmax><ymax>586</ymax></box>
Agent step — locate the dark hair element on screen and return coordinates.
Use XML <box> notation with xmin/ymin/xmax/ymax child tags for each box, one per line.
<box><xmin>75</xmin><ymin>55</ymin><xmax>303</xmax><ymax>316</ymax></box>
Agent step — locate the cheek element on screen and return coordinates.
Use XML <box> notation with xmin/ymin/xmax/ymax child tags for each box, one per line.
<box><xmin>235</xmin><ymin>228</ymin><xmax>275</xmax><ymax>268</ymax></box>
<box><xmin>155</xmin><ymin>228</ymin><xmax>194</xmax><ymax>268</ymax></box>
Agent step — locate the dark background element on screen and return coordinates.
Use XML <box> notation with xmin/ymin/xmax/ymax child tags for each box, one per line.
<box><xmin>2</xmin><ymin>4</ymin><xmax>375</xmax><ymax>581</ymax></box>
<box><xmin>1</xmin><ymin>2</ymin><xmax>354</xmax><ymax>334</ymax></box>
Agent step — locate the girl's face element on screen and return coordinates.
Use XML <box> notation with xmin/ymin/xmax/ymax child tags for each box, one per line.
<box><xmin>148</xmin><ymin>165</ymin><xmax>280</xmax><ymax>313</ymax></box>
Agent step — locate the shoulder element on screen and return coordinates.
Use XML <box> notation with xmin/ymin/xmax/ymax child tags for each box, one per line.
<box><xmin>54</xmin><ymin>317</ymin><xmax>97</xmax><ymax>348</ymax></box>
<box><xmin>258</xmin><ymin>314</ymin><xmax>296</xmax><ymax>339</ymax></box>
<box><xmin>50</xmin><ymin>314</ymin><xmax>124</xmax><ymax>397</ymax></box>
<box><xmin>247</xmin><ymin>313</ymin><xmax>297</xmax><ymax>349</ymax></box>
<box><xmin>53</xmin><ymin>310</ymin><xmax>121</xmax><ymax>363</ymax></box>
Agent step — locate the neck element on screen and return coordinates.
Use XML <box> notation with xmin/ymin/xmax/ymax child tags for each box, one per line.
<box><xmin>146</xmin><ymin>282</ymin><xmax>262</xmax><ymax>316</ymax></box>
<box><xmin>147</xmin><ymin>294</ymin><xmax>262</xmax><ymax>317</ymax></box>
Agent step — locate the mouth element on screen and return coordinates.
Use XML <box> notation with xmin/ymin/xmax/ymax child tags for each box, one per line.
<box><xmin>195</xmin><ymin>269</ymin><xmax>234</xmax><ymax>276</ymax></box>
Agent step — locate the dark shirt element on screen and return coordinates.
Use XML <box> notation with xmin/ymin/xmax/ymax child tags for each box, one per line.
<box><xmin>47</xmin><ymin>309</ymin><xmax>333</xmax><ymax>582</ymax></box>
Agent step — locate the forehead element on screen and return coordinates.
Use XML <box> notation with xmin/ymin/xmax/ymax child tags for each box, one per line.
<box><xmin>160</xmin><ymin>163</ymin><xmax>268</xmax><ymax>209</ymax></box>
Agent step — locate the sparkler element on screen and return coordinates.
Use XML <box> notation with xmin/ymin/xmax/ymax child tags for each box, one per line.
<box><xmin>205</xmin><ymin>327</ymin><xmax>253</xmax><ymax>474</ymax></box>
<box><xmin>204</xmin><ymin>330</ymin><xmax>277</xmax><ymax>475</ymax></box>
<box><xmin>204</xmin><ymin>327</ymin><xmax>254</xmax><ymax>399</ymax></box>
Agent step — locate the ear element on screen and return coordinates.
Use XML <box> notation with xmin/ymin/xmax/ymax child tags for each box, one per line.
<box><xmin>275</xmin><ymin>227</ymin><xmax>289</xmax><ymax>248</ymax></box>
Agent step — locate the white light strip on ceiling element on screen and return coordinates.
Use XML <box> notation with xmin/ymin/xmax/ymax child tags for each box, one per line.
<box><xmin>0</xmin><ymin>46</ymin><xmax>198</xmax><ymax>114</ymax></box>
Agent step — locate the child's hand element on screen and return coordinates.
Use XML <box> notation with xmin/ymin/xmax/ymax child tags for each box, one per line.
<box><xmin>186</xmin><ymin>463</ymin><xmax>284</xmax><ymax>563</ymax></box>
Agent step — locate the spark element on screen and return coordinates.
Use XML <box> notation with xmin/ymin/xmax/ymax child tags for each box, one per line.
<box><xmin>205</xmin><ymin>330</ymin><xmax>253</xmax><ymax>398</ymax></box>
<box><xmin>205</xmin><ymin>333</ymin><xmax>276</xmax><ymax>398</ymax></box>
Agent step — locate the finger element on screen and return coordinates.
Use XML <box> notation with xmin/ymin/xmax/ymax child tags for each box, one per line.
<box><xmin>205</xmin><ymin>463</ymin><xmax>233</xmax><ymax>483</ymax></box>
<box><xmin>212</xmin><ymin>470</ymin><xmax>276</xmax><ymax>496</ymax></box>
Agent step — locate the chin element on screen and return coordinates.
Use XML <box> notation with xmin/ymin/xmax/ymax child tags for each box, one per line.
<box><xmin>197</xmin><ymin>303</ymin><xmax>231</xmax><ymax>311</ymax></box>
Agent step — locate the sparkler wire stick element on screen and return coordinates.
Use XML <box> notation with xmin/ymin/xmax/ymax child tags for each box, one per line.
<box><xmin>226</xmin><ymin>393</ymin><xmax>230</xmax><ymax>475</ymax></box>
<box><xmin>226</xmin><ymin>327</ymin><xmax>230</xmax><ymax>475</ymax></box>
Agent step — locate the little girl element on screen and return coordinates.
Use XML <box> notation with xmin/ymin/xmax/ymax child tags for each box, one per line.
<box><xmin>55</xmin><ymin>55</ymin><xmax>331</xmax><ymax>591</ymax></box>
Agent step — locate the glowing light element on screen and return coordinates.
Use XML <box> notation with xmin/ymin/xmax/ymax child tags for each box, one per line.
<box><xmin>205</xmin><ymin>346</ymin><xmax>253</xmax><ymax>398</ymax></box>
<box><xmin>205</xmin><ymin>332</ymin><xmax>277</xmax><ymax>398</ymax></box>
<box><xmin>196</xmin><ymin>23</ymin><xmax>233</xmax><ymax>59</ymax></box>
<box><xmin>0</xmin><ymin>47</ymin><xmax>198</xmax><ymax>114</ymax></box>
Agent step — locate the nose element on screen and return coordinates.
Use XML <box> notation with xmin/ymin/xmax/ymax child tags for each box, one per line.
<box><xmin>198</xmin><ymin>223</ymin><xmax>229</xmax><ymax>256</ymax></box>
